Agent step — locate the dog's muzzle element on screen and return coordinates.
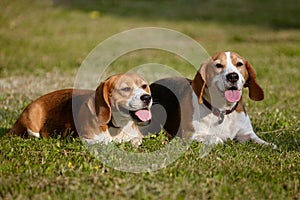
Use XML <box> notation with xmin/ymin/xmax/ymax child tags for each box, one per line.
<box><xmin>140</xmin><ymin>94</ymin><xmax>152</xmax><ymax>106</ymax></box>
<box><xmin>119</xmin><ymin>94</ymin><xmax>152</xmax><ymax>126</ymax></box>
<box><xmin>226</xmin><ymin>72</ymin><xmax>239</xmax><ymax>83</ymax></box>
<box><xmin>130</xmin><ymin>94</ymin><xmax>152</xmax><ymax>125</ymax></box>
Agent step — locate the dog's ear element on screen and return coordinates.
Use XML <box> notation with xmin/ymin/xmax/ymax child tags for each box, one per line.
<box><xmin>95</xmin><ymin>81</ymin><xmax>111</xmax><ymax>125</ymax></box>
<box><xmin>192</xmin><ymin>63</ymin><xmax>207</xmax><ymax>104</ymax></box>
<box><xmin>245</xmin><ymin>61</ymin><xmax>264</xmax><ymax>101</ymax></box>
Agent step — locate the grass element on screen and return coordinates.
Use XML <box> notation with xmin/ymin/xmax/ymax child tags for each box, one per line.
<box><xmin>1</xmin><ymin>0</ymin><xmax>300</xmax><ymax>199</ymax></box>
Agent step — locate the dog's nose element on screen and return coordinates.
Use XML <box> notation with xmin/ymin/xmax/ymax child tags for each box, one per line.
<box><xmin>140</xmin><ymin>94</ymin><xmax>152</xmax><ymax>104</ymax></box>
<box><xmin>226</xmin><ymin>72</ymin><xmax>239</xmax><ymax>83</ymax></box>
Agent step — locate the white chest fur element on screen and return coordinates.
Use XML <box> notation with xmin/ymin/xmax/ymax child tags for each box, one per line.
<box><xmin>84</xmin><ymin>121</ymin><xmax>142</xmax><ymax>145</ymax></box>
<box><xmin>108</xmin><ymin>121</ymin><xmax>142</xmax><ymax>143</ymax></box>
<box><xmin>190</xmin><ymin>93</ymin><xmax>255</xmax><ymax>144</ymax></box>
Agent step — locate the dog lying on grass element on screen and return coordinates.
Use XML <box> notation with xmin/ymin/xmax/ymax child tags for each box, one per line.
<box><xmin>149</xmin><ymin>51</ymin><xmax>275</xmax><ymax>147</ymax></box>
<box><xmin>9</xmin><ymin>73</ymin><xmax>152</xmax><ymax>145</ymax></box>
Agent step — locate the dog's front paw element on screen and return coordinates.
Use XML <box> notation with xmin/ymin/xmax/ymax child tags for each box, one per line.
<box><xmin>266</xmin><ymin>142</ymin><xmax>278</xmax><ymax>150</ymax></box>
<box><xmin>250</xmin><ymin>135</ymin><xmax>278</xmax><ymax>149</ymax></box>
<box><xmin>130</xmin><ymin>137</ymin><xmax>142</xmax><ymax>146</ymax></box>
<box><xmin>191</xmin><ymin>134</ymin><xmax>224</xmax><ymax>145</ymax></box>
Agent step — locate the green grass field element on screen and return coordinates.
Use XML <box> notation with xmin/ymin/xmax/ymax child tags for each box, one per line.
<box><xmin>1</xmin><ymin>0</ymin><xmax>300</xmax><ymax>199</ymax></box>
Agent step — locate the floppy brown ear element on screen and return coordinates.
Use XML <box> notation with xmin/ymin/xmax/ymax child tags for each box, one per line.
<box><xmin>192</xmin><ymin>63</ymin><xmax>207</xmax><ymax>104</ymax></box>
<box><xmin>245</xmin><ymin>62</ymin><xmax>264</xmax><ymax>101</ymax></box>
<box><xmin>94</xmin><ymin>81</ymin><xmax>111</xmax><ymax>125</ymax></box>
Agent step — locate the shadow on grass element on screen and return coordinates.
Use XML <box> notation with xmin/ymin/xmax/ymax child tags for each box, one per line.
<box><xmin>0</xmin><ymin>128</ymin><xmax>9</xmax><ymax>138</ymax></box>
<box><xmin>53</xmin><ymin>0</ymin><xmax>300</xmax><ymax>29</ymax></box>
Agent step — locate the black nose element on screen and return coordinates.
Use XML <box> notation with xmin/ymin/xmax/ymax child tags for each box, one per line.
<box><xmin>226</xmin><ymin>72</ymin><xmax>239</xmax><ymax>83</ymax></box>
<box><xmin>140</xmin><ymin>94</ymin><xmax>152</xmax><ymax>104</ymax></box>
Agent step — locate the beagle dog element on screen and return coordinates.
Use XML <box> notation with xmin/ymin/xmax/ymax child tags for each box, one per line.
<box><xmin>149</xmin><ymin>51</ymin><xmax>274</xmax><ymax>146</ymax></box>
<box><xmin>8</xmin><ymin>73</ymin><xmax>152</xmax><ymax>145</ymax></box>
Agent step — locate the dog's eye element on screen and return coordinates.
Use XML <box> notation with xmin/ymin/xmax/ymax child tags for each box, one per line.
<box><xmin>236</xmin><ymin>62</ymin><xmax>244</xmax><ymax>67</ymax></box>
<box><xmin>121</xmin><ymin>87</ymin><xmax>131</xmax><ymax>92</ymax></box>
<box><xmin>215</xmin><ymin>63</ymin><xmax>223</xmax><ymax>68</ymax></box>
<box><xmin>141</xmin><ymin>84</ymin><xmax>148</xmax><ymax>90</ymax></box>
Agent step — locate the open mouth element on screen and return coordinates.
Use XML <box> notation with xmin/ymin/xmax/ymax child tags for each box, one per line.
<box><xmin>224</xmin><ymin>86</ymin><xmax>241</xmax><ymax>103</ymax></box>
<box><xmin>129</xmin><ymin>108</ymin><xmax>152</xmax><ymax>125</ymax></box>
<box><xmin>118</xmin><ymin>106</ymin><xmax>152</xmax><ymax>125</ymax></box>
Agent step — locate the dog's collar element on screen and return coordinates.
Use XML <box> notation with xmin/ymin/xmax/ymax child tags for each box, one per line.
<box><xmin>202</xmin><ymin>98</ymin><xmax>239</xmax><ymax>124</ymax></box>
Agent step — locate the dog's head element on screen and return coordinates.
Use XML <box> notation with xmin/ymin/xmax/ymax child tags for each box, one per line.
<box><xmin>95</xmin><ymin>73</ymin><xmax>152</xmax><ymax>127</ymax></box>
<box><xmin>192</xmin><ymin>51</ymin><xmax>264</xmax><ymax>104</ymax></box>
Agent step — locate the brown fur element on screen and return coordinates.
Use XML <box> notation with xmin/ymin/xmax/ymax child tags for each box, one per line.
<box><xmin>192</xmin><ymin>51</ymin><xmax>264</xmax><ymax>104</ymax></box>
<box><xmin>8</xmin><ymin>89</ymin><xmax>93</xmax><ymax>138</ymax></box>
<box><xmin>8</xmin><ymin>73</ymin><xmax>151</xmax><ymax>141</ymax></box>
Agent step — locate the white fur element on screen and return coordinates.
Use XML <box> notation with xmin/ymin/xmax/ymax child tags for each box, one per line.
<box><xmin>84</xmin><ymin>121</ymin><xmax>142</xmax><ymax>146</ymax></box>
<box><xmin>190</xmin><ymin>52</ymin><xmax>273</xmax><ymax>147</ymax></box>
<box><xmin>209</xmin><ymin>52</ymin><xmax>245</xmax><ymax>110</ymax></box>
<box><xmin>27</xmin><ymin>129</ymin><xmax>40</xmax><ymax>138</ymax></box>
<box><xmin>84</xmin><ymin>129</ymin><xmax>112</xmax><ymax>145</ymax></box>
<box><xmin>191</xmin><ymin>91</ymin><xmax>270</xmax><ymax>145</ymax></box>
<box><xmin>128</xmin><ymin>83</ymin><xmax>152</xmax><ymax>110</ymax></box>
<box><xmin>110</xmin><ymin>121</ymin><xmax>142</xmax><ymax>145</ymax></box>
<box><xmin>223</xmin><ymin>52</ymin><xmax>245</xmax><ymax>90</ymax></box>
<box><xmin>84</xmin><ymin>80</ymin><xmax>150</xmax><ymax>146</ymax></box>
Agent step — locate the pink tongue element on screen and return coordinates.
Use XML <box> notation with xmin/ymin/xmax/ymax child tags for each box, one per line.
<box><xmin>135</xmin><ymin>109</ymin><xmax>152</xmax><ymax>122</ymax></box>
<box><xmin>225</xmin><ymin>90</ymin><xmax>241</xmax><ymax>102</ymax></box>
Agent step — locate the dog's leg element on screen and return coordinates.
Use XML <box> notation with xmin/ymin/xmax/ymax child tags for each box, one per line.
<box><xmin>191</xmin><ymin>133</ymin><xmax>224</xmax><ymax>145</ymax></box>
<box><xmin>27</xmin><ymin>128</ymin><xmax>40</xmax><ymax>138</ymax></box>
<box><xmin>84</xmin><ymin>132</ymin><xmax>113</xmax><ymax>145</ymax></box>
<box><xmin>236</xmin><ymin>132</ymin><xmax>277</xmax><ymax>149</ymax></box>
<box><xmin>130</xmin><ymin>137</ymin><xmax>142</xmax><ymax>146</ymax></box>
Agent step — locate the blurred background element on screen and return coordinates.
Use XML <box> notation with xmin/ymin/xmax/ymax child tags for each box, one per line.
<box><xmin>1</xmin><ymin>0</ymin><xmax>299</xmax><ymax>76</ymax></box>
